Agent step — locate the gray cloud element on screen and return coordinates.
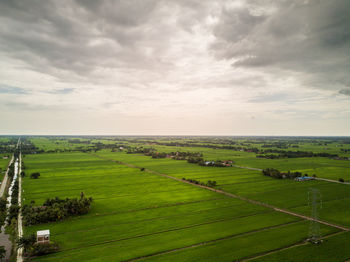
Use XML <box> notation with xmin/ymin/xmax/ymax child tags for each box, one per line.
<box><xmin>339</xmin><ymin>89</ymin><xmax>350</xmax><ymax>96</ymax></box>
<box><xmin>0</xmin><ymin>0</ymin><xmax>183</xmax><ymax>81</ymax></box>
<box><xmin>50</xmin><ymin>88</ymin><xmax>75</xmax><ymax>94</ymax></box>
<box><xmin>211</xmin><ymin>0</ymin><xmax>350</xmax><ymax>90</ymax></box>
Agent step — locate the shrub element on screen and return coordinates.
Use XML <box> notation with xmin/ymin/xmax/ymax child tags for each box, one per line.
<box><xmin>0</xmin><ymin>246</ymin><xmax>5</xmax><ymax>261</ymax></box>
<box><xmin>31</xmin><ymin>243</ymin><xmax>59</xmax><ymax>256</ymax></box>
<box><xmin>0</xmin><ymin>198</ymin><xmax>7</xmax><ymax>211</ymax></box>
<box><xmin>17</xmin><ymin>234</ymin><xmax>36</xmax><ymax>253</ymax></box>
<box><xmin>30</xmin><ymin>172</ymin><xmax>40</xmax><ymax>179</ymax></box>
<box><xmin>8</xmin><ymin>205</ymin><xmax>19</xmax><ymax>223</ymax></box>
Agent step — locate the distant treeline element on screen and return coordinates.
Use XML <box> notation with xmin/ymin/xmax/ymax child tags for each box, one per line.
<box><xmin>126</xmin><ymin>147</ymin><xmax>233</xmax><ymax>167</ymax></box>
<box><xmin>262</xmin><ymin>168</ymin><xmax>312</xmax><ymax>179</ymax></box>
<box><xmin>257</xmin><ymin>150</ymin><xmax>340</xmax><ymax>159</ymax></box>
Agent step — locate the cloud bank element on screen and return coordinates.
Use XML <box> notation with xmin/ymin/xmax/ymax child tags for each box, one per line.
<box><xmin>0</xmin><ymin>0</ymin><xmax>349</xmax><ymax>135</ymax></box>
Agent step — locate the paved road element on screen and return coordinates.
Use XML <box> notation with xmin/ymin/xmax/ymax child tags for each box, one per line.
<box><xmin>0</xmin><ymin>156</ymin><xmax>14</xmax><ymax>197</ymax></box>
<box><xmin>0</xmin><ymin>138</ymin><xmax>20</xmax><ymax>196</ymax></box>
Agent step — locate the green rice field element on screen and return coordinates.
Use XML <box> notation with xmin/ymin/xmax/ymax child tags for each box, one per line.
<box><xmin>16</xmin><ymin>136</ymin><xmax>350</xmax><ymax>261</ymax></box>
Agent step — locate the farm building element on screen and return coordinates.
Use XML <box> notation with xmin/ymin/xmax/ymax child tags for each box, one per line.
<box><xmin>37</xmin><ymin>230</ymin><xmax>50</xmax><ymax>244</ymax></box>
<box><xmin>295</xmin><ymin>176</ymin><xmax>315</xmax><ymax>182</ymax></box>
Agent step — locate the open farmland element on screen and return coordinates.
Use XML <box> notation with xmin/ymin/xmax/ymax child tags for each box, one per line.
<box><xmin>15</xmin><ymin>136</ymin><xmax>350</xmax><ymax>261</ymax></box>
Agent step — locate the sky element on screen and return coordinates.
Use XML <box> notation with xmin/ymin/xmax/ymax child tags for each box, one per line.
<box><xmin>0</xmin><ymin>0</ymin><xmax>349</xmax><ymax>136</ymax></box>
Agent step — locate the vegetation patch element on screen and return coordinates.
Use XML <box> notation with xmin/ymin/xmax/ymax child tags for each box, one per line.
<box><xmin>262</xmin><ymin>168</ymin><xmax>314</xmax><ymax>180</ymax></box>
<box><xmin>182</xmin><ymin>178</ymin><xmax>217</xmax><ymax>187</ymax></box>
<box><xmin>22</xmin><ymin>193</ymin><xmax>93</xmax><ymax>225</ymax></box>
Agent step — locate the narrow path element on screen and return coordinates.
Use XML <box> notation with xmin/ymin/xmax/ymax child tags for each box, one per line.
<box><xmin>92</xmin><ymin>154</ymin><xmax>350</xmax><ymax>232</ymax></box>
<box><xmin>315</xmin><ymin>177</ymin><xmax>350</xmax><ymax>185</ymax></box>
<box><xmin>232</xmin><ymin>165</ymin><xmax>263</xmax><ymax>171</ymax></box>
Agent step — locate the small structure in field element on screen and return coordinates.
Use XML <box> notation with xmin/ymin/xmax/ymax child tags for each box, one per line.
<box><xmin>295</xmin><ymin>176</ymin><xmax>315</xmax><ymax>182</ymax></box>
<box><xmin>37</xmin><ymin>230</ymin><xmax>50</xmax><ymax>244</ymax></box>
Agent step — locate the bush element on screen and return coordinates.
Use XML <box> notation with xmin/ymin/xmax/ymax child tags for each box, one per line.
<box><xmin>30</xmin><ymin>172</ymin><xmax>40</xmax><ymax>179</ymax></box>
<box><xmin>339</xmin><ymin>178</ymin><xmax>345</xmax><ymax>182</ymax></box>
<box><xmin>17</xmin><ymin>234</ymin><xmax>36</xmax><ymax>253</ymax></box>
<box><xmin>0</xmin><ymin>246</ymin><xmax>5</xmax><ymax>261</ymax></box>
<box><xmin>140</xmin><ymin>168</ymin><xmax>145</xmax><ymax>171</ymax></box>
<box><xmin>17</xmin><ymin>235</ymin><xmax>59</xmax><ymax>257</ymax></box>
<box><xmin>0</xmin><ymin>198</ymin><xmax>6</xmax><ymax>211</ymax></box>
<box><xmin>8</xmin><ymin>205</ymin><xmax>19</xmax><ymax>223</ymax></box>
<box><xmin>22</xmin><ymin>194</ymin><xmax>93</xmax><ymax>225</ymax></box>
<box><xmin>31</xmin><ymin>243</ymin><xmax>59</xmax><ymax>256</ymax></box>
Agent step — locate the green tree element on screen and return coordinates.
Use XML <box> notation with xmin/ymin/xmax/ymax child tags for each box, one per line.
<box><xmin>17</xmin><ymin>234</ymin><xmax>36</xmax><ymax>253</ymax></box>
<box><xmin>30</xmin><ymin>172</ymin><xmax>40</xmax><ymax>179</ymax></box>
<box><xmin>0</xmin><ymin>246</ymin><xmax>5</xmax><ymax>262</ymax></box>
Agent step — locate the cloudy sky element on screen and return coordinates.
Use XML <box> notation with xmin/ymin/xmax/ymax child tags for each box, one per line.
<box><xmin>0</xmin><ymin>0</ymin><xmax>349</xmax><ymax>135</ymax></box>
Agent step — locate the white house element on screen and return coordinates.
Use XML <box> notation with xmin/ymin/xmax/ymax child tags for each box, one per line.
<box><xmin>37</xmin><ymin>230</ymin><xmax>50</xmax><ymax>244</ymax></box>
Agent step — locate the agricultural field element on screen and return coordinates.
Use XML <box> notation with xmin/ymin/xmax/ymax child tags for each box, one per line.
<box><xmin>17</xmin><ymin>136</ymin><xmax>350</xmax><ymax>261</ymax></box>
<box><xmin>0</xmin><ymin>154</ymin><xmax>10</xmax><ymax>182</ymax></box>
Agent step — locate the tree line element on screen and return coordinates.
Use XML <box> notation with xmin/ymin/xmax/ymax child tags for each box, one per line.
<box><xmin>262</xmin><ymin>168</ymin><xmax>313</xmax><ymax>179</ymax></box>
<box><xmin>257</xmin><ymin>150</ymin><xmax>339</xmax><ymax>159</ymax></box>
<box><xmin>182</xmin><ymin>178</ymin><xmax>217</xmax><ymax>187</ymax></box>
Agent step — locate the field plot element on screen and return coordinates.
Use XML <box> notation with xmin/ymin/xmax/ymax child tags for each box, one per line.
<box><xmin>95</xmin><ymin>151</ymin><xmax>350</xmax><ymax>228</ymax></box>
<box><xmin>21</xmin><ymin>151</ymin><xmax>333</xmax><ymax>262</ymax></box>
<box><xmin>251</xmin><ymin>231</ymin><xmax>350</xmax><ymax>262</ymax></box>
<box><xmin>125</xmin><ymin>144</ymin><xmax>350</xmax><ymax>181</ymax></box>
<box><xmin>0</xmin><ymin>154</ymin><xmax>10</xmax><ymax>182</ymax></box>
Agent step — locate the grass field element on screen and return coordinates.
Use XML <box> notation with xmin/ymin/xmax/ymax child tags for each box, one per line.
<box><xmin>18</xmin><ymin>137</ymin><xmax>350</xmax><ymax>261</ymax></box>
